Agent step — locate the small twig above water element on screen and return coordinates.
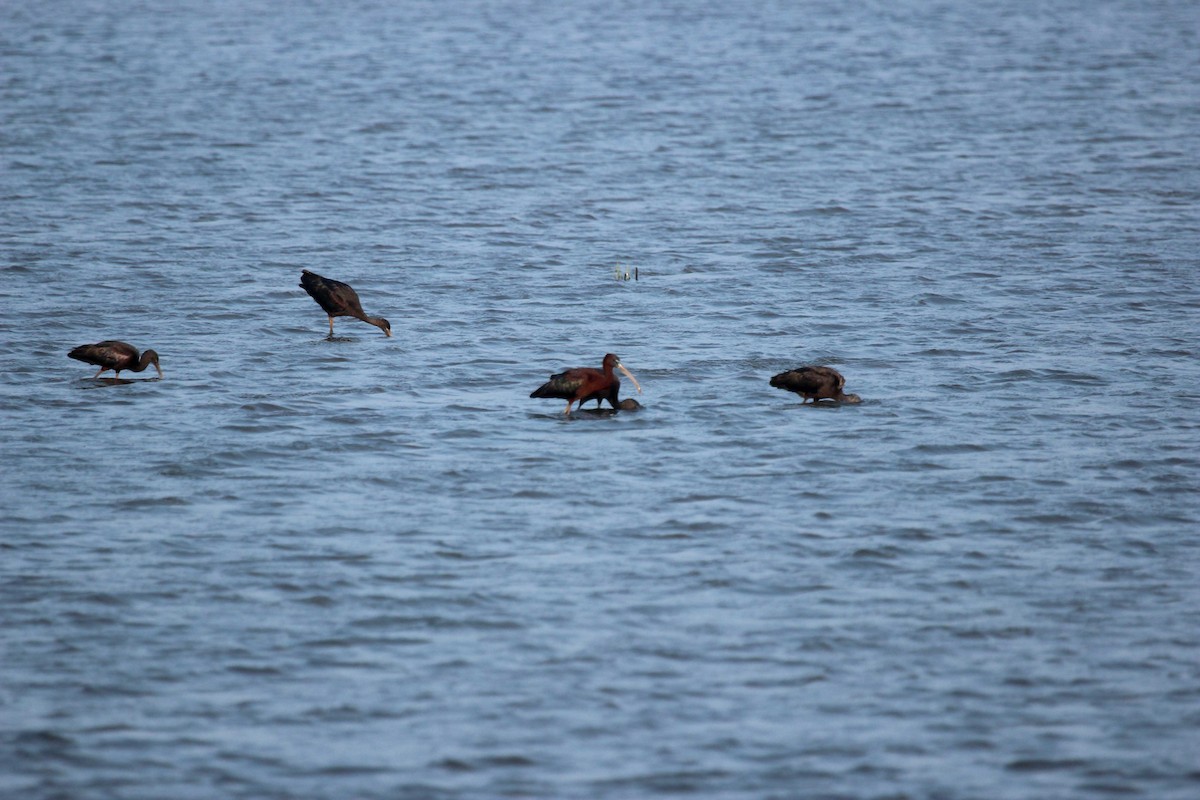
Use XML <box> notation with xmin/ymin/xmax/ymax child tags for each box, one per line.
<box><xmin>613</xmin><ymin>263</ymin><xmax>639</xmax><ymax>281</ymax></box>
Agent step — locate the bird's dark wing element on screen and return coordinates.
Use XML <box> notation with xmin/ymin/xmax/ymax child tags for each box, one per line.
<box><xmin>770</xmin><ymin>366</ymin><xmax>843</xmax><ymax>396</ymax></box>
<box><xmin>770</xmin><ymin>369</ymin><xmax>815</xmax><ymax>394</ymax></box>
<box><xmin>810</xmin><ymin>367</ymin><xmax>845</xmax><ymax>393</ymax></box>
<box><xmin>68</xmin><ymin>341</ymin><xmax>136</xmax><ymax>369</ymax></box>
<box><xmin>301</xmin><ymin>270</ymin><xmax>363</xmax><ymax>316</ymax></box>
<box><xmin>530</xmin><ymin>368</ymin><xmax>590</xmax><ymax>399</ymax></box>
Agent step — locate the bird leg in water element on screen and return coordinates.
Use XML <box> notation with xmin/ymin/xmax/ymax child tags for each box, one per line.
<box><xmin>563</xmin><ymin>400</ymin><xmax>574</xmax><ymax>415</ymax></box>
<box><xmin>93</xmin><ymin>367</ymin><xmax>105</xmax><ymax>378</ymax></box>
<box><xmin>327</xmin><ymin>317</ymin><xmax>335</xmax><ymax>338</ymax></box>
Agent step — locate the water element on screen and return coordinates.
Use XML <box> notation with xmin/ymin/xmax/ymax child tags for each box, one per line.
<box><xmin>2</xmin><ymin>1</ymin><xmax>1198</xmax><ymax>797</ymax></box>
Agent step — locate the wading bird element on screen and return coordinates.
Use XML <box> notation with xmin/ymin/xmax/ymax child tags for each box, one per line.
<box><xmin>769</xmin><ymin>366</ymin><xmax>860</xmax><ymax>403</ymax></box>
<box><xmin>531</xmin><ymin>353</ymin><xmax>642</xmax><ymax>414</ymax></box>
<box><xmin>68</xmin><ymin>341</ymin><xmax>162</xmax><ymax>379</ymax></box>
<box><xmin>300</xmin><ymin>269</ymin><xmax>392</xmax><ymax>338</ymax></box>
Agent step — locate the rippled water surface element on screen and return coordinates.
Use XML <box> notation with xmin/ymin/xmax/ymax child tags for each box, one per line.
<box><xmin>3</xmin><ymin>1</ymin><xmax>1199</xmax><ymax>798</ymax></box>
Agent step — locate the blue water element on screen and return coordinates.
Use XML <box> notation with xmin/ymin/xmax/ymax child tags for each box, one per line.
<box><xmin>2</xmin><ymin>1</ymin><xmax>1199</xmax><ymax>798</ymax></box>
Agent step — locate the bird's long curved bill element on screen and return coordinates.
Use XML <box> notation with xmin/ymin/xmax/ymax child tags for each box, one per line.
<box><xmin>617</xmin><ymin>363</ymin><xmax>642</xmax><ymax>394</ymax></box>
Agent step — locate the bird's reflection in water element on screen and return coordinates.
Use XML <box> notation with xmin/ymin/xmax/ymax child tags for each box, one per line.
<box><xmin>77</xmin><ymin>377</ymin><xmax>161</xmax><ymax>388</ymax></box>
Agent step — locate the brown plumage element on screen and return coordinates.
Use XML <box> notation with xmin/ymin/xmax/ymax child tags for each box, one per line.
<box><xmin>68</xmin><ymin>341</ymin><xmax>162</xmax><ymax>379</ymax></box>
<box><xmin>300</xmin><ymin>269</ymin><xmax>392</xmax><ymax>338</ymax></box>
<box><xmin>769</xmin><ymin>366</ymin><xmax>861</xmax><ymax>403</ymax></box>
<box><xmin>530</xmin><ymin>353</ymin><xmax>642</xmax><ymax>415</ymax></box>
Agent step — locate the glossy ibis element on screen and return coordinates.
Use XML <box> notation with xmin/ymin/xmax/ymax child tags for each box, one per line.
<box><xmin>531</xmin><ymin>353</ymin><xmax>642</xmax><ymax>414</ymax></box>
<box><xmin>770</xmin><ymin>366</ymin><xmax>861</xmax><ymax>403</ymax></box>
<box><xmin>68</xmin><ymin>341</ymin><xmax>162</xmax><ymax>379</ymax></box>
<box><xmin>300</xmin><ymin>269</ymin><xmax>392</xmax><ymax>337</ymax></box>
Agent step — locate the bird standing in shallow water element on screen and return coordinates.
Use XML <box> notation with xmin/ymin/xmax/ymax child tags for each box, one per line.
<box><xmin>68</xmin><ymin>341</ymin><xmax>162</xmax><ymax>379</ymax></box>
<box><xmin>300</xmin><ymin>269</ymin><xmax>392</xmax><ymax>338</ymax></box>
<box><xmin>770</xmin><ymin>366</ymin><xmax>861</xmax><ymax>403</ymax></box>
<box><xmin>531</xmin><ymin>353</ymin><xmax>642</xmax><ymax>414</ymax></box>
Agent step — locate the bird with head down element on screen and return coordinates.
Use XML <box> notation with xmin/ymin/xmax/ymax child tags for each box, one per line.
<box><xmin>769</xmin><ymin>366</ymin><xmax>860</xmax><ymax>404</ymax></box>
<box><xmin>69</xmin><ymin>341</ymin><xmax>162</xmax><ymax>379</ymax></box>
<box><xmin>300</xmin><ymin>269</ymin><xmax>391</xmax><ymax>338</ymax></box>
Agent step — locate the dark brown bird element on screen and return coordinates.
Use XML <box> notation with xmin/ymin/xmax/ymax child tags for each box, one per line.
<box><xmin>531</xmin><ymin>353</ymin><xmax>642</xmax><ymax>415</ymax></box>
<box><xmin>68</xmin><ymin>341</ymin><xmax>162</xmax><ymax>379</ymax></box>
<box><xmin>579</xmin><ymin>397</ymin><xmax>645</xmax><ymax>415</ymax></box>
<box><xmin>770</xmin><ymin>366</ymin><xmax>861</xmax><ymax>403</ymax></box>
<box><xmin>300</xmin><ymin>269</ymin><xmax>392</xmax><ymax>338</ymax></box>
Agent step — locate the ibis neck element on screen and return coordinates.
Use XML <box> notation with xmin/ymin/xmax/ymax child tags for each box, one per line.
<box><xmin>361</xmin><ymin>315</ymin><xmax>388</xmax><ymax>332</ymax></box>
<box><xmin>132</xmin><ymin>351</ymin><xmax>161</xmax><ymax>376</ymax></box>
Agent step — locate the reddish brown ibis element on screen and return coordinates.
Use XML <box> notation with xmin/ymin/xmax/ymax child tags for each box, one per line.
<box><xmin>530</xmin><ymin>353</ymin><xmax>642</xmax><ymax>414</ymax></box>
<box><xmin>770</xmin><ymin>366</ymin><xmax>861</xmax><ymax>403</ymax></box>
<box><xmin>300</xmin><ymin>269</ymin><xmax>392</xmax><ymax>338</ymax></box>
<box><xmin>68</xmin><ymin>341</ymin><xmax>162</xmax><ymax>379</ymax></box>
